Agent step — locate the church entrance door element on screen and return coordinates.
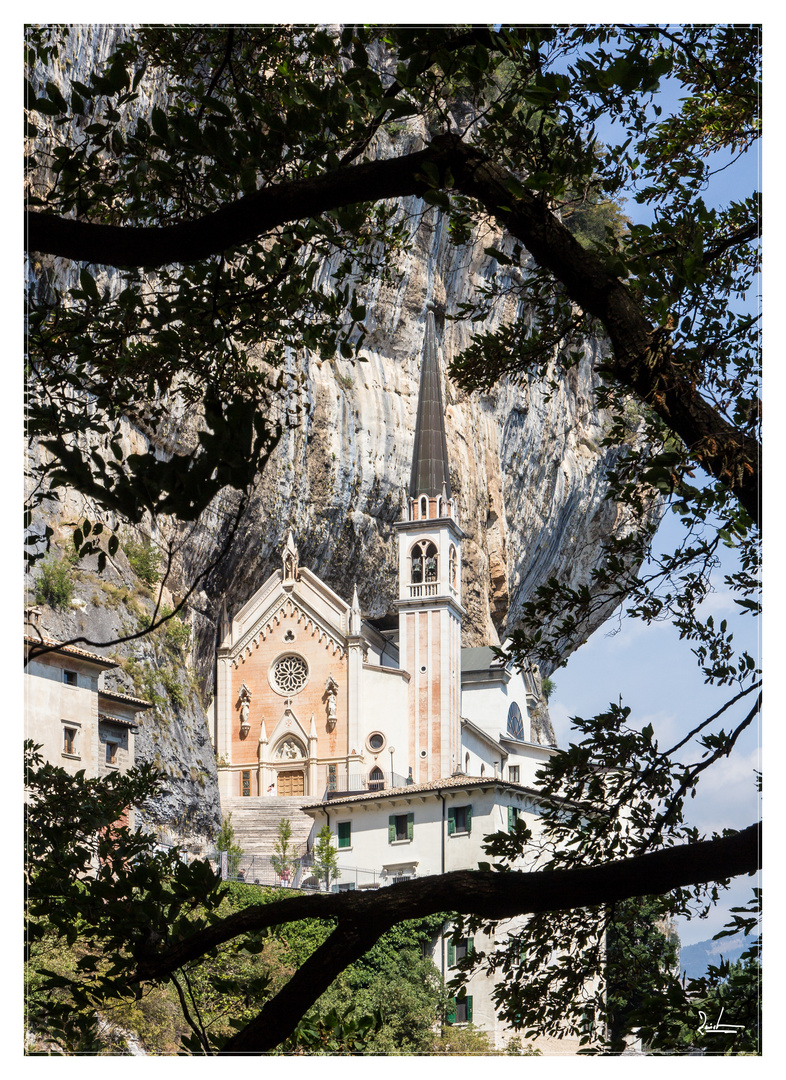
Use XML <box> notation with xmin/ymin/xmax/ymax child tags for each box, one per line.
<box><xmin>278</xmin><ymin>770</ymin><xmax>305</xmax><ymax>797</ymax></box>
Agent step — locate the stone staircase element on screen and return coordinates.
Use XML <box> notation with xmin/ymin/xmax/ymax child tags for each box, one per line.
<box><xmin>223</xmin><ymin>797</ymin><xmax>315</xmax><ymax>862</ymax></box>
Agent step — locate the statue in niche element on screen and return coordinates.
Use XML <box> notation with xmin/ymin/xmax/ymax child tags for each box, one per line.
<box><xmin>276</xmin><ymin>739</ymin><xmax>301</xmax><ymax>760</ymax></box>
<box><xmin>324</xmin><ymin>674</ymin><xmax>339</xmax><ymax>730</ymax></box>
<box><xmin>238</xmin><ymin>683</ymin><xmax>252</xmax><ymax>739</ymax></box>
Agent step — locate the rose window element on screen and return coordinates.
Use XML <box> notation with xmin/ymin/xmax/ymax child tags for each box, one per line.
<box><xmin>272</xmin><ymin>654</ymin><xmax>309</xmax><ymax>695</ymax></box>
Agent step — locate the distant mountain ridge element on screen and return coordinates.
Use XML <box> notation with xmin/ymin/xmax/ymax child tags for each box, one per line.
<box><xmin>679</xmin><ymin>935</ymin><xmax>748</xmax><ymax>980</ymax></box>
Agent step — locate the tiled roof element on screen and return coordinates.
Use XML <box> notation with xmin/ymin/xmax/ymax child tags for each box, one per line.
<box><xmin>302</xmin><ymin>773</ymin><xmax>543</xmax><ymax>810</ymax></box>
<box><xmin>461</xmin><ymin>645</ymin><xmax>505</xmax><ymax>672</ymax></box>
<box><xmin>98</xmin><ymin>712</ymin><xmax>139</xmax><ymax>729</ymax></box>
<box><xmin>24</xmin><ymin>636</ymin><xmax>117</xmax><ymax>668</ymax></box>
<box><xmin>98</xmin><ymin>688</ymin><xmax>152</xmax><ymax>710</ymax></box>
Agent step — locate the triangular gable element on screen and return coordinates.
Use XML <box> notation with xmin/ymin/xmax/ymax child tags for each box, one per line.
<box><xmin>267</xmin><ymin>706</ymin><xmax>311</xmax><ymax>759</ymax></box>
<box><xmin>229</xmin><ymin>590</ymin><xmax>347</xmax><ymax>669</ymax></box>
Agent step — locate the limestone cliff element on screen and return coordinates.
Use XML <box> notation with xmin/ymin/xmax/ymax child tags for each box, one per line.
<box><xmin>26</xmin><ymin>27</ymin><xmax>649</xmax><ymax>837</ymax></box>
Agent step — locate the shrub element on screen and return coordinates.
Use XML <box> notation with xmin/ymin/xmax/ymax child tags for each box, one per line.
<box><xmin>123</xmin><ymin>535</ymin><xmax>160</xmax><ymax>585</ymax></box>
<box><xmin>34</xmin><ymin>554</ymin><xmax>76</xmax><ymax>609</ymax></box>
<box><xmin>161</xmin><ymin>607</ymin><xmax>191</xmax><ymax>653</ymax></box>
<box><xmin>160</xmin><ymin>666</ymin><xmax>187</xmax><ymax>709</ymax></box>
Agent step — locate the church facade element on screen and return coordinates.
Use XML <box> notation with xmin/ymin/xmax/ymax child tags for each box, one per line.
<box><xmin>213</xmin><ymin>310</ymin><xmax>555</xmax><ymax>804</ymax></box>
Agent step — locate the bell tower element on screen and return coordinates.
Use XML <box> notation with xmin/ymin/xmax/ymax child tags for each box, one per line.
<box><xmin>394</xmin><ymin>305</ymin><xmax>464</xmax><ymax>783</ymax></box>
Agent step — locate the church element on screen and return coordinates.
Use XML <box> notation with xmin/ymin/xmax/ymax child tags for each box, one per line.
<box><xmin>213</xmin><ymin>308</ymin><xmax>556</xmax><ymax>804</ymax></box>
<box><xmin>212</xmin><ymin>309</ymin><xmax>573</xmax><ymax>1048</ymax></box>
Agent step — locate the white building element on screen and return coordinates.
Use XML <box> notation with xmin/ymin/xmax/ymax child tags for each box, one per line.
<box><xmin>25</xmin><ymin>631</ymin><xmax>150</xmax><ymax>824</ymax></box>
<box><xmin>214</xmin><ymin>307</ymin><xmax>568</xmax><ymax>1048</ymax></box>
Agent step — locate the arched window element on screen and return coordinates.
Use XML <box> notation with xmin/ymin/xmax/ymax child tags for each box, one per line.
<box><xmin>507</xmin><ymin>702</ymin><xmax>525</xmax><ymax>741</ymax></box>
<box><xmin>419</xmin><ymin>495</ymin><xmax>428</xmax><ymax>519</ymax></box>
<box><xmin>449</xmin><ymin>545</ymin><xmax>457</xmax><ymax>589</ymax></box>
<box><xmin>411</xmin><ymin>540</ymin><xmax>438</xmax><ymax>583</ymax></box>
<box><xmin>369</xmin><ymin>766</ymin><xmax>385</xmax><ymax>791</ymax></box>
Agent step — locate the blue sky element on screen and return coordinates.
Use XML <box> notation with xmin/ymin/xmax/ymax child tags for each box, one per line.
<box><xmin>543</xmin><ymin>33</ymin><xmax>762</xmax><ymax>947</ymax></box>
<box><xmin>549</xmin><ymin>514</ymin><xmax>761</xmax><ymax>945</ymax></box>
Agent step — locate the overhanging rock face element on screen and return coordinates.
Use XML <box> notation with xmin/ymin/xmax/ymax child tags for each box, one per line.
<box><xmin>27</xmin><ymin>28</ymin><xmax>656</xmax><ymax>835</ymax></box>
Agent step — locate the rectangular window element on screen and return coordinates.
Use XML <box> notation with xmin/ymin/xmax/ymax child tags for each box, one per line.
<box><xmin>456</xmin><ymin>996</ymin><xmax>472</xmax><ymax>1023</ymax></box>
<box><xmin>388</xmin><ymin>813</ymin><xmax>414</xmax><ymax>842</ymax></box>
<box><xmin>448</xmin><ymin>937</ymin><xmax>474</xmax><ymax>967</ymax></box>
<box><xmin>105</xmin><ymin>741</ymin><xmax>118</xmax><ymax>765</ymax></box>
<box><xmin>507</xmin><ymin>805</ymin><xmax>522</xmax><ymax>831</ymax></box>
<box><xmin>63</xmin><ymin>670</ymin><xmax>77</xmax><ymax>686</ymax></box>
<box><xmin>63</xmin><ymin>727</ymin><xmax>77</xmax><ymax>755</ymax></box>
<box><xmin>241</xmin><ymin>770</ymin><xmax>251</xmax><ymax>797</ymax></box>
<box><xmin>332</xmin><ymin>882</ymin><xmax>356</xmax><ymax>892</ymax></box>
<box><xmin>338</xmin><ymin>820</ymin><xmax>351</xmax><ymax>849</ymax></box>
<box><xmin>509</xmin><ymin>765</ymin><xmax>520</xmax><ymax>782</ymax></box>
<box><xmin>328</xmin><ymin>764</ymin><xmax>337</xmax><ymax>791</ymax></box>
<box><xmin>446</xmin><ymin>995</ymin><xmax>473</xmax><ymax>1024</ymax></box>
<box><xmin>447</xmin><ymin>804</ymin><xmax>472</xmax><ymax>836</ymax></box>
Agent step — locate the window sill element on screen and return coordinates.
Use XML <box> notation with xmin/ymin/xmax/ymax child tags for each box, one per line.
<box><xmin>449</xmin><ymin>831</ymin><xmax>469</xmax><ymax>837</ymax></box>
<box><xmin>62</xmin><ymin>753</ymin><xmax>80</xmax><ymax>760</ymax></box>
<box><xmin>337</xmin><ymin>846</ymin><xmax>352</xmax><ymax>853</ymax></box>
<box><xmin>389</xmin><ymin>838</ymin><xmax>412</xmax><ymax>846</ymax></box>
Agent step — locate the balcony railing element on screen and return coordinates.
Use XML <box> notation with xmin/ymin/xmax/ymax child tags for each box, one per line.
<box><xmin>408</xmin><ymin>582</ymin><xmax>439</xmax><ymax>598</ymax></box>
<box><xmin>323</xmin><ymin>770</ymin><xmax>411</xmax><ymax>800</ymax></box>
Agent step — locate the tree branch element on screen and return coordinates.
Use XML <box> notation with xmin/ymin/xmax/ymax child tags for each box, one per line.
<box><xmin>25</xmin><ymin>134</ymin><xmax>761</xmax><ymax>528</ymax></box>
<box><xmin>219</xmin><ymin>922</ymin><xmax>381</xmax><ymax>1054</ymax></box>
<box><xmin>134</xmin><ymin>822</ymin><xmax>760</xmax><ymax>1053</ymax></box>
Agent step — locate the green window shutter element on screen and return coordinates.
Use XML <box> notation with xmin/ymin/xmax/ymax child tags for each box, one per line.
<box><xmin>448</xmin><ymin>939</ymin><xmax>456</xmax><ymax>967</ymax></box>
<box><xmin>466</xmin><ymin>804</ymin><xmax>472</xmax><ymax>834</ymax></box>
<box><xmin>447</xmin><ymin>807</ymin><xmax>456</xmax><ymax>835</ymax></box>
<box><xmin>466</xmin><ymin>996</ymin><xmax>473</xmax><ymax>1022</ymax></box>
<box><xmin>407</xmin><ymin>812</ymin><xmax>414</xmax><ymax>840</ymax></box>
<box><xmin>389</xmin><ymin>815</ymin><xmax>396</xmax><ymax>843</ymax></box>
<box><xmin>507</xmin><ymin>805</ymin><xmax>514</xmax><ymax>831</ymax></box>
<box><xmin>338</xmin><ymin>821</ymin><xmax>350</xmax><ymax>848</ymax></box>
<box><xmin>468</xmin><ymin>937</ymin><xmax>474</xmax><ymax>956</ymax></box>
<box><xmin>446</xmin><ymin>998</ymin><xmax>456</xmax><ymax>1025</ymax></box>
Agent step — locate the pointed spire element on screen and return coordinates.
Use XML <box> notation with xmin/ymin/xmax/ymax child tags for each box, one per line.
<box><xmin>282</xmin><ymin>530</ymin><xmax>299</xmax><ymax>584</ymax></box>
<box><xmin>350</xmin><ymin>585</ymin><xmax>362</xmax><ymax>635</ymax></box>
<box><xmin>409</xmin><ymin>304</ymin><xmax>452</xmax><ymax>500</ymax></box>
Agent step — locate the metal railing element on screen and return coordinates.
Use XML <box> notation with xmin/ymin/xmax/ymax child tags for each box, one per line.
<box><xmin>154</xmin><ymin>841</ymin><xmax>417</xmax><ymax>894</ymax></box>
<box><xmin>323</xmin><ymin>770</ymin><xmax>411</xmax><ymax>800</ymax></box>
